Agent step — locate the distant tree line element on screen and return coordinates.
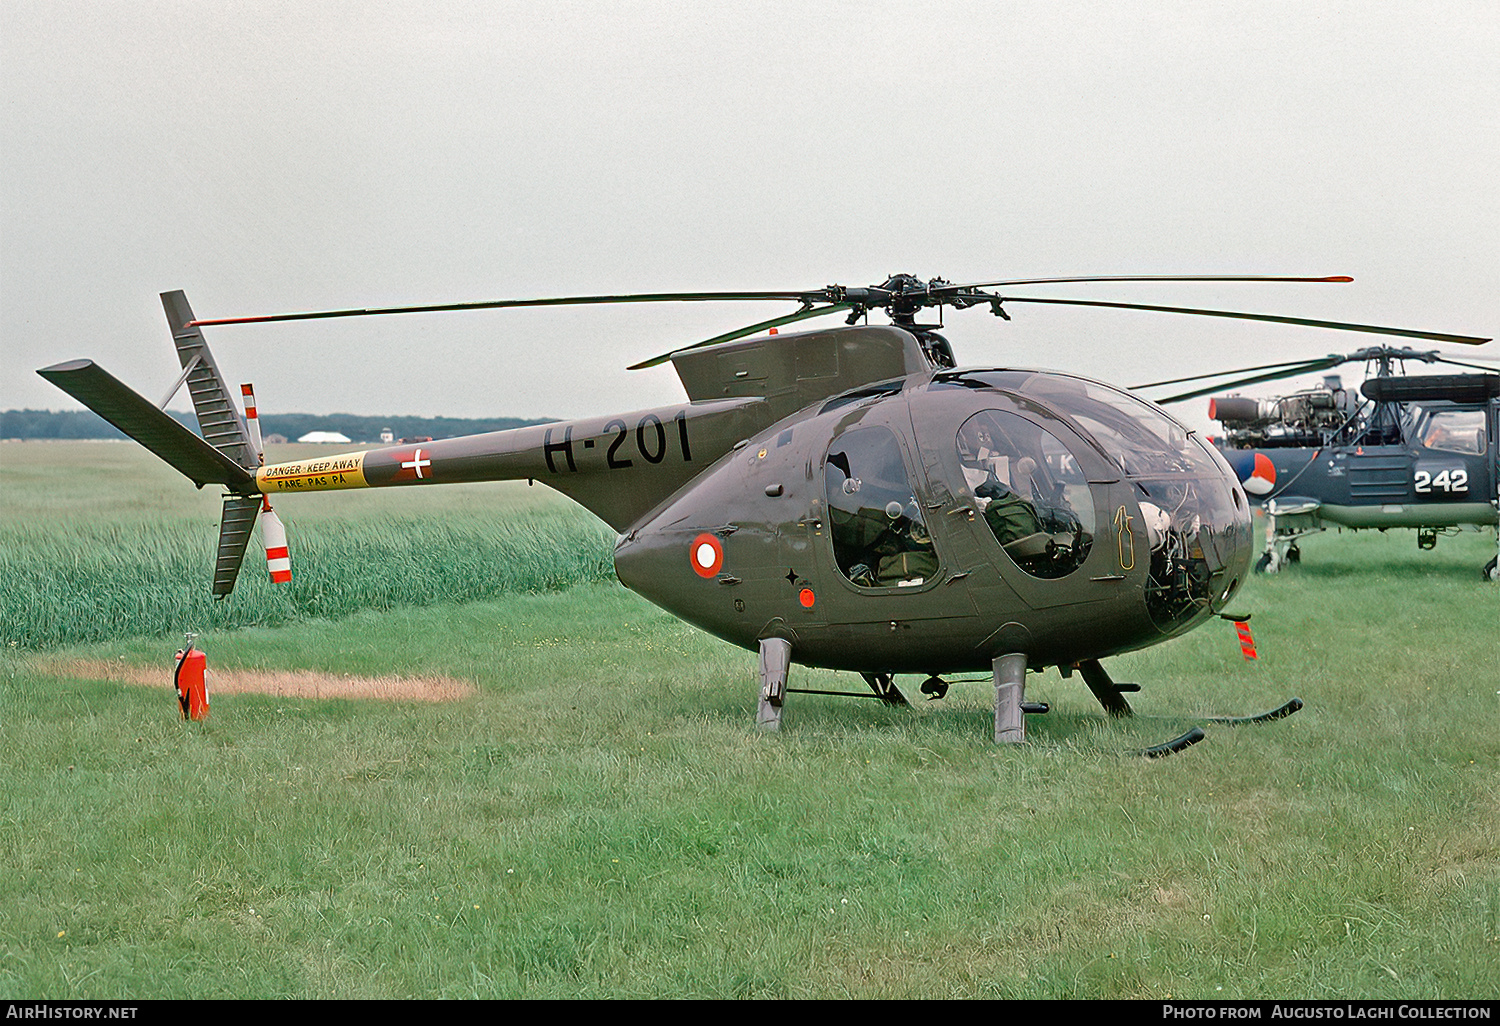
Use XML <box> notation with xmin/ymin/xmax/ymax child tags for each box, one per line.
<box><xmin>1</xmin><ymin>409</ymin><xmax>553</xmax><ymax>442</ymax></box>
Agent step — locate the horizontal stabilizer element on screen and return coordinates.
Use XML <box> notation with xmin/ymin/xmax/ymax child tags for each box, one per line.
<box><xmin>36</xmin><ymin>359</ymin><xmax>256</xmax><ymax>491</ymax></box>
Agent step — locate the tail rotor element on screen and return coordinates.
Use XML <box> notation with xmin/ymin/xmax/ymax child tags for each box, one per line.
<box><xmin>241</xmin><ymin>382</ymin><xmax>293</xmax><ymax>588</ymax></box>
<box><xmin>260</xmin><ymin>495</ymin><xmax>292</xmax><ymax>585</ymax></box>
<box><xmin>36</xmin><ymin>292</ymin><xmax>296</xmax><ymax>599</ymax></box>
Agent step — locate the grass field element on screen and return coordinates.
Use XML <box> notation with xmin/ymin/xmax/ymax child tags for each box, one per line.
<box><xmin>1</xmin><ymin>441</ymin><xmax>1497</xmax><ymax>999</ymax></box>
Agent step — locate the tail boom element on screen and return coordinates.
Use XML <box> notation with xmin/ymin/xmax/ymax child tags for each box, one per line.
<box><xmin>255</xmin><ymin>397</ymin><xmax>768</xmax><ymax>531</ymax></box>
<box><xmin>255</xmin><ymin>428</ymin><xmax>580</xmax><ymax>495</ymax></box>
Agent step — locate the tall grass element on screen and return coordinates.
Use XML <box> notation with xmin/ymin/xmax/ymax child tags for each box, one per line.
<box><xmin>0</xmin><ymin>442</ymin><xmax>614</xmax><ymax>649</ymax></box>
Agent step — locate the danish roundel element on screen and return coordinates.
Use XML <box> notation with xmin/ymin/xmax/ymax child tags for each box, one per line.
<box><xmin>690</xmin><ymin>533</ymin><xmax>723</xmax><ymax>578</ymax></box>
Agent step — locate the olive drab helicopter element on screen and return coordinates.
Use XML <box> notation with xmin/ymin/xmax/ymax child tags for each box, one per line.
<box><xmin>1133</xmin><ymin>346</ymin><xmax>1500</xmax><ymax>580</ymax></box>
<box><xmin>38</xmin><ymin>274</ymin><xmax>1491</xmax><ymax>753</ymax></box>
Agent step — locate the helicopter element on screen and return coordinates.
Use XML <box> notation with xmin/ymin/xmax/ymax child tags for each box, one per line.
<box><xmin>36</xmin><ymin>274</ymin><xmax>1491</xmax><ymax>750</ymax></box>
<box><xmin>1133</xmin><ymin>346</ymin><xmax>1500</xmax><ymax>580</ymax></box>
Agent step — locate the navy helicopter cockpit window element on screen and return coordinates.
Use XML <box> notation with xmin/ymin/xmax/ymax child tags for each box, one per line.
<box><xmin>956</xmin><ymin>411</ymin><xmax>1095</xmax><ymax>579</ymax></box>
<box><xmin>825</xmin><ymin>426</ymin><xmax>939</xmax><ymax>589</ymax></box>
<box><xmin>1415</xmin><ymin>407</ymin><xmax>1486</xmax><ymax>455</ymax></box>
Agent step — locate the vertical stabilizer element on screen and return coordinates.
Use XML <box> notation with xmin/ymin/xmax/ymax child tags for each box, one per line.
<box><xmin>214</xmin><ymin>495</ymin><xmax>261</xmax><ymax>598</ymax></box>
<box><xmin>161</xmin><ymin>291</ymin><xmax>256</xmax><ymax>470</ymax></box>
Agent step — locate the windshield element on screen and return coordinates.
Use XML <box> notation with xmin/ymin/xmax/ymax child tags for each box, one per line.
<box><xmin>933</xmin><ymin>368</ymin><xmax>1252</xmax><ymax>629</ymax></box>
<box><xmin>1415</xmin><ymin>407</ymin><xmax>1486</xmax><ymax>454</ymax></box>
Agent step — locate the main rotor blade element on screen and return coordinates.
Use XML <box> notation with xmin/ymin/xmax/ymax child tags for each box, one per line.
<box><xmin>179</xmin><ymin>276</ymin><xmax>1359</xmax><ymax>327</ymax></box>
<box><xmin>1154</xmin><ymin>358</ymin><xmax>1350</xmax><ymax>404</ymax></box>
<box><xmin>994</xmin><ymin>296</ymin><xmax>1492</xmax><ymax>346</ymax></box>
<box><xmin>1430</xmin><ymin>355</ymin><xmax>1500</xmax><ymax>373</ymax></box>
<box><xmin>947</xmin><ymin>274</ymin><xmax>1354</xmax><ymax>291</ymax></box>
<box><xmin>627</xmin><ymin>303</ymin><xmax>854</xmax><ymax>370</ymax></box>
<box><xmin>185</xmin><ymin>289</ymin><xmax>823</xmax><ymax>328</ymax></box>
<box><xmin>1132</xmin><ymin>357</ymin><xmax>1343</xmax><ymax>391</ymax></box>
<box><xmin>1138</xmin><ymin>345</ymin><xmax>1500</xmax><ymax>397</ymax></box>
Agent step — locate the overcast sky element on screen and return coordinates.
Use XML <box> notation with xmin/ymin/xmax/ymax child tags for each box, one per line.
<box><xmin>3</xmin><ymin>0</ymin><xmax>1496</xmax><ymax>436</ymax></box>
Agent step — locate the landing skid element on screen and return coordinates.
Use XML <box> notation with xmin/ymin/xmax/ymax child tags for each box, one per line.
<box><xmin>1129</xmin><ymin>697</ymin><xmax>1304</xmax><ymax>757</ymax></box>
<box><xmin>1067</xmin><ymin>659</ymin><xmax>1303</xmax><ymax>756</ymax></box>
<box><xmin>1134</xmin><ymin>727</ymin><xmax>1206</xmax><ymax>758</ymax></box>
<box><xmin>752</xmin><ymin>643</ymin><xmax>1303</xmax><ymax>749</ymax></box>
<box><xmin>1127</xmin><ymin>699</ymin><xmax>1303</xmax><ymax>758</ymax></box>
<box><xmin>1203</xmin><ymin>697</ymin><xmax>1304</xmax><ymax>725</ymax></box>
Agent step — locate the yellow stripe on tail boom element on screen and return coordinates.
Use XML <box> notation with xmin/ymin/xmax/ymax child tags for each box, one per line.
<box><xmin>258</xmin><ymin>451</ymin><xmax>371</xmax><ymax>493</ymax></box>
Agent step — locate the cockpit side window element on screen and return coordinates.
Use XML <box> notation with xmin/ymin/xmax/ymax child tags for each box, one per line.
<box><xmin>1419</xmin><ymin>409</ymin><xmax>1486</xmax><ymax>454</ymax></box>
<box><xmin>825</xmin><ymin>426</ymin><xmax>938</xmax><ymax>588</ymax></box>
<box><xmin>957</xmin><ymin>410</ymin><xmax>1095</xmax><ymax>579</ymax></box>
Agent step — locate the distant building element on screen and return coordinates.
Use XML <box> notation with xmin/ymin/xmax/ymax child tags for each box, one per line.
<box><xmin>262</xmin><ymin>433</ymin><xmax>288</xmax><ymax>445</ymax></box>
<box><xmin>297</xmin><ymin>431</ymin><xmax>352</xmax><ymax>444</ymax></box>
<box><xmin>380</xmin><ymin>427</ymin><xmax>394</xmax><ymax>443</ymax></box>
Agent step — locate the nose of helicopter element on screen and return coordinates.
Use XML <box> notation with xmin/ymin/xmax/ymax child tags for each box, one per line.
<box><xmin>1207</xmin><ymin>474</ymin><xmax>1255</xmax><ymax>610</ymax></box>
<box><xmin>1129</xmin><ymin>443</ymin><xmax>1255</xmax><ymax>636</ymax></box>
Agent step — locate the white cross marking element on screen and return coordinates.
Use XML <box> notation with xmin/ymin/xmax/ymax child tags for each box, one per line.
<box><xmin>401</xmin><ymin>449</ymin><xmax>431</xmax><ymax>479</ymax></box>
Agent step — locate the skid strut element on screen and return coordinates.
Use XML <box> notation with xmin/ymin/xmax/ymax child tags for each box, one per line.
<box><xmin>1076</xmin><ymin>659</ymin><xmax>1138</xmax><ymax>718</ymax></box>
<box><xmin>756</xmin><ymin>637</ymin><xmax>791</xmax><ymax>731</ymax></box>
<box><xmin>993</xmin><ymin>653</ymin><xmax>1028</xmax><ymax>743</ymax></box>
<box><xmin>860</xmin><ymin>672</ymin><xmax>909</xmax><ymax>707</ymax></box>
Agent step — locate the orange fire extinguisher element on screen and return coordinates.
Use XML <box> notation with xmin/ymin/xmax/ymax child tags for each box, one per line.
<box><xmin>173</xmin><ymin>633</ymin><xmax>209</xmax><ymax>721</ymax></box>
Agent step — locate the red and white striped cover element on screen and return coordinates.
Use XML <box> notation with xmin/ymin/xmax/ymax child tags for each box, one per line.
<box><xmin>240</xmin><ymin>383</ymin><xmax>264</xmax><ymax>460</ymax></box>
<box><xmin>261</xmin><ymin>496</ymin><xmax>291</xmax><ymax>583</ymax></box>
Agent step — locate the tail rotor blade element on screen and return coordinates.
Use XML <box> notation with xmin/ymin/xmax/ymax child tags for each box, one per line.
<box><xmin>261</xmin><ymin>497</ymin><xmax>292</xmax><ymax>585</ymax></box>
<box><xmin>241</xmin><ymin>383</ymin><xmax>265</xmax><ymax>463</ymax></box>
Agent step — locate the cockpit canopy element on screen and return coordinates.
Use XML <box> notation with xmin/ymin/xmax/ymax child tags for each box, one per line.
<box><xmin>935</xmin><ymin>369</ymin><xmax>1222</xmax><ymax>479</ymax></box>
<box><xmin>930</xmin><ymin>368</ymin><xmax>1252</xmax><ymax>629</ymax></box>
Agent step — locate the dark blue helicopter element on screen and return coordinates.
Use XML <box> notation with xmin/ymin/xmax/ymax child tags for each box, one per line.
<box><xmin>1137</xmin><ymin>346</ymin><xmax>1500</xmax><ymax>580</ymax></box>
